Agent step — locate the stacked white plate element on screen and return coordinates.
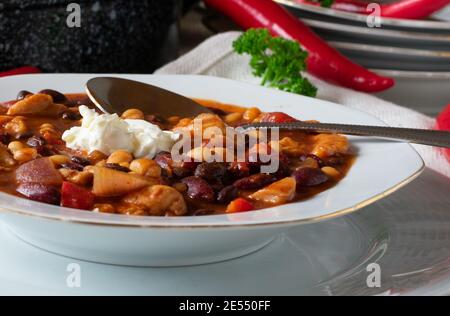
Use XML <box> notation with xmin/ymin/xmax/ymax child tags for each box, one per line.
<box><xmin>275</xmin><ymin>0</ymin><xmax>450</xmax><ymax>116</ymax></box>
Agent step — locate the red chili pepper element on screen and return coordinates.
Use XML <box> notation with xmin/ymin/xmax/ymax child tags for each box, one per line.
<box><xmin>436</xmin><ymin>104</ymin><xmax>450</xmax><ymax>163</ymax></box>
<box><xmin>295</xmin><ymin>0</ymin><xmax>367</xmax><ymax>14</ymax></box>
<box><xmin>0</xmin><ymin>66</ymin><xmax>41</xmax><ymax>78</ymax></box>
<box><xmin>381</xmin><ymin>0</ymin><xmax>450</xmax><ymax>20</ymax></box>
<box><xmin>296</xmin><ymin>0</ymin><xmax>450</xmax><ymax>20</ymax></box>
<box><xmin>204</xmin><ymin>0</ymin><xmax>394</xmax><ymax>93</ymax></box>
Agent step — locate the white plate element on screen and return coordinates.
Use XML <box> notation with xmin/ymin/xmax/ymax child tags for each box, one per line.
<box><xmin>329</xmin><ymin>41</ymin><xmax>450</xmax><ymax>71</ymax></box>
<box><xmin>277</xmin><ymin>0</ymin><xmax>450</xmax><ymax>32</ymax></box>
<box><xmin>0</xmin><ymin>169</ymin><xmax>448</xmax><ymax>296</ymax></box>
<box><xmin>302</xmin><ymin>19</ymin><xmax>450</xmax><ymax>51</ymax></box>
<box><xmin>0</xmin><ymin>74</ymin><xmax>424</xmax><ymax>266</ymax></box>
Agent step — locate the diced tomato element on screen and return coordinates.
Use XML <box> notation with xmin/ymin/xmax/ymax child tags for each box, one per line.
<box><xmin>226</xmin><ymin>198</ymin><xmax>255</xmax><ymax>213</ymax></box>
<box><xmin>259</xmin><ymin>112</ymin><xmax>298</xmax><ymax>123</ymax></box>
<box><xmin>436</xmin><ymin>104</ymin><xmax>450</xmax><ymax>163</ymax></box>
<box><xmin>61</xmin><ymin>182</ymin><xmax>95</xmax><ymax>210</ymax></box>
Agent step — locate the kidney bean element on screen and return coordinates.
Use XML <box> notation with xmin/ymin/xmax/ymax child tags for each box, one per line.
<box><xmin>71</xmin><ymin>156</ymin><xmax>91</xmax><ymax>166</ymax></box>
<box><xmin>38</xmin><ymin>89</ymin><xmax>67</xmax><ymax>104</ymax></box>
<box><xmin>292</xmin><ymin>167</ymin><xmax>329</xmax><ymax>188</ymax></box>
<box><xmin>217</xmin><ymin>185</ymin><xmax>239</xmax><ymax>204</ymax></box>
<box><xmin>36</xmin><ymin>146</ymin><xmax>55</xmax><ymax>157</ymax></box>
<box><xmin>17</xmin><ymin>183</ymin><xmax>61</xmax><ymax>205</ymax></box>
<box><xmin>156</xmin><ymin>152</ymin><xmax>198</xmax><ymax>178</ymax></box>
<box><xmin>105</xmin><ymin>163</ymin><xmax>130</xmax><ymax>173</ymax></box>
<box><xmin>16</xmin><ymin>132</ymin><xmax>34</xmax><ymax>140</ymax></box>
<box><xmin>228</xmin><ymin>162</ymin><xmax>250</xmax><ymax>179</ymax></box>
<box><xmin>26</xmin><ymin>136</ymin><xmax>46</xmax><ymax>148</ymax></box>
<box><xmin>155</xmin><ymin>151</ymin><xmax>173</xmax><ymax>170</ymax></box>
<box><xmin>16</xmin><ymin>90</ymin><xmax>33</xmax><ymax>101</ymax></box>
<box><xmin>61</xmin><ymin>162</ymin><xmax>85</xmax><ymax>172</ymax></box>
<box><xmin>195</xmin><ymin>162</ymin><xmax>227</xmax><ymax>182</ymax></box>
<box><xmin>324</xmin><ymin>155</ymin><xmax>346</xmax><ymax>167</ymax></box>
<box><xmin>234</xmin><ymin>174</ymin><xmax>277</xmax><ymax>190</ymax></box>
<box><xmin>181</xmin><ymin>176</ymin><xmax>215</xmax><ymax>202</ymax></box>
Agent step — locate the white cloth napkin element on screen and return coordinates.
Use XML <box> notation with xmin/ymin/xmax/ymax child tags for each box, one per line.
<box><xmin>156</xmin><ymin>31</ymin><xmax>449</xmax><ymax>178</ymax></box>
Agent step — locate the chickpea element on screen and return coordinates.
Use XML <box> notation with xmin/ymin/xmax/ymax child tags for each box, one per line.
<box><xmin>129</xmin><ymin>159</ymin><xmax>161</xmax><ymax>177</ymax></box>
<box><xmin>322</xmin><ymin>166</ymin><xmax>341</xmax><ymax>179</ymax></box>
<box><xmin>87</xmin><ymin>150</ymin><xmax>108</xmax><ymax>164</ymax></box>
<box><xmin>49</xmin><ymin>155</ymin><xmax>70</xmax><ymax>167</ymax></box>
<box><xmin>84</xmin><ymin>165</ymin><xmax>95</xmax><ymax>174</ymax></box>
<box><xmin>301</xmin><ymin>157</ymin><xmax>319</xmax><ymax>169</ymax></box>
<box><xmin>39</xmin><ymin>123</ymin><xmax>59</xmax><ymax>136</ymax></box>
<box><xmin>8</xmin><ymin>141</ymin><xmax>26</xmax><ymax>153</ymax></box>
<box><xmin>0</xmin><ymin>116</ymin><xmax>12</xmax><ymax>125</ymax></box>
<box><xmin>13</xmin><ymin>148</ymin><xmax>38</xmax><ymax>163</ymax></box>
<box><xmin>59</xmin><ymin>168</ymin><xmax>93</xmax><ymax>186</ymax></box>
<box><xmin>39</xmin><ymin>123</ymin><xmax>61</xmax><ymax>142</ymax></box>
<box><xmin>73</xmin><ymin>171</ymin><xmax>94</xmax><ymax>186</ymax></box>
<box><xmin>167</xmin><ymin>116</ymin><xmax>181</xmax><ymax>125</ymax></box>
<box><xmin>107</xmin><ymin>150</ymin><xmax>133</xmax><ymax>164</ymax></box>
<box><xmin>121</xmin><ymin>109</ymin><xmax>145</xmax><ymax>120</ymax></box>
<box><xmin>94</xmin><ymin>204</ymin><xmax>116</xmax><ymax>214</ymax></box>
<box><xmin>59</xmin><ymin>168</ymin><xmax>73</xmax><ymax>178</ymax></box>
<box><xmin>243</xmin><ymin>107</ymin><xmax>262</xmax><ymax>122</ymax></box>
<box><xmin>0</xmin><ymin>145</ymin><xmax>15</xmax><ymax>168</ymax></box>
<box><xmin>4</xmin><ymin>117</ymin><xmax>27</xmax><ymax>137</ymax></box>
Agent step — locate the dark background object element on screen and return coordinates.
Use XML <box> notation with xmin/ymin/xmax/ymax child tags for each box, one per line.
<box><xmin>0</xmin><ymin>0</ymin><xmax>180</xmax><ymax>73</ymax></box>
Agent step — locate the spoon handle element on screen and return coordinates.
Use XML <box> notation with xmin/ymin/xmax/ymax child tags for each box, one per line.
<box><xmin>239</xmin><ymin>122</ymin><xmax>450</xmax><ymax>148</ymax></box>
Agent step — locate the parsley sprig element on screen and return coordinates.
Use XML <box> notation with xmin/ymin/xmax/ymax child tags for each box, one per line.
<box><xmin>311</xmin><ymin>0</ymin><xmax>335</xmax><ymax>7</ymax></box>
<box><xmin>233</xmin><ymin>29</ymin><xmax>317</xmax><ymax>97</ymax></box>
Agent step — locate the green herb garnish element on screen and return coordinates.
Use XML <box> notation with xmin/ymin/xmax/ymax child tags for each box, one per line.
<box><xmin>233</xmin><ymin>29</ymin><xmax>317</xmax><ymax>97</ymax></box>
<box><xmin>319</xmin><ymin>0</ymin><xmax>334</xmax><ymax>8</ymax></box>
<box><xmin>310</xmin><ymin>0</ymin><xmax>335</xmax><ymax>7</ymax></box>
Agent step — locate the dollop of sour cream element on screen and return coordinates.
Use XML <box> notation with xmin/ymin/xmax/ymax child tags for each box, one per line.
<box><xmin>62</xmin><ymin>106</ymin><xmax>179</xmax><ymax>159</ymax></box>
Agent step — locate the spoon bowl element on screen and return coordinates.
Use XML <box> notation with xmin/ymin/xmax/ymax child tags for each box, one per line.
<box><xmin>86</xmin><ymin>77</ymin><xmax>212</xmax><ymax>118</ymax></box>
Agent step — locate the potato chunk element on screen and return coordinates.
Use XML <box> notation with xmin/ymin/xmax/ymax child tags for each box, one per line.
<box><xmin>249</xmin><ymin>177</ymin><xmax>296</xmax><ymax>205</ymax></box>
<box><xmin>122</xmin><ymin>185</ymin><xmax>187</xmax><ymax>216</ymax></box>
<box><xmin>93</xmin><ymin>167</ymin><xmax>153</xmax><ymax>197</ymax></box>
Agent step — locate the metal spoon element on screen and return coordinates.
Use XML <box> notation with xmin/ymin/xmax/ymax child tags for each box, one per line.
<box><xmin>239</xmin><ymin>122</ymin><xmax>450</xmax><ymax>148</ymax></box>
<box><xmin>86</xmin><ymin>77</ymin><xmax>450</xmax><ymax>148</ymax></box>
<box><xmin>86</xmin><ymin>77</ymin><xmax>212</xmax><ymax>119</ymax></box>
